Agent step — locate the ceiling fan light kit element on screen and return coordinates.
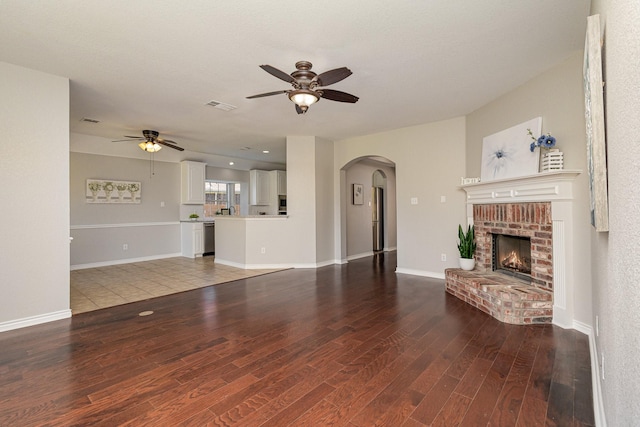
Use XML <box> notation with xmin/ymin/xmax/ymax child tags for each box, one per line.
<box><xmin>247</xmin><ymin>61</ymin><xmax>359</xmax><ymax>114</ymax></box>
<box><xmin>138</xmin><ymin>140</ymin><xmax>162</xmax><ymax>152</ymax></box>
<box><xmin>288</xmin><ymin>89</ymin><xmax>319</xmax><ymax>107</ymax></box>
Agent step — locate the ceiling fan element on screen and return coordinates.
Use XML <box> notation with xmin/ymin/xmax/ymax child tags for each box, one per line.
<box><xmin>113</xmin><ymin>130</ymin><xmax>184</xmax><ymax>152</ymax></box>
<box><xmin>247</xmin><ymin>61</ymin><xmax>359</xmax><ymax>114</ymax></box>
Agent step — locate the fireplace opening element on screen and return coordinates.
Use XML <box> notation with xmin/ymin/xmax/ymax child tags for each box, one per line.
<box><xmin>492</xmin><ymin>234</ymin><xmax>532</xmax><ymax>281</ymax></box>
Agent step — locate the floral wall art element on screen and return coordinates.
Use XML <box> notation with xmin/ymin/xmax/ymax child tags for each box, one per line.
<box><xmin>480</xmin><ymin>117</ymin><xmax>542</xmax><ymax>181</ymax></box>
<box><xmin>86</xmin><ymin>179</ymin><xmax>141</xmax><ymax>204</ymax></box>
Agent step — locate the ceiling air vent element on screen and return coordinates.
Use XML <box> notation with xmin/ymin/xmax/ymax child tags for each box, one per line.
<box><xmin>206</xmin><ymin>100</ymin><xmax>237</xmax><ymax>112</ymax></box>
<box><xmin>80</xmin><ymin>117</ymin><xmax>100</xmax><ymax>123</ymax></box>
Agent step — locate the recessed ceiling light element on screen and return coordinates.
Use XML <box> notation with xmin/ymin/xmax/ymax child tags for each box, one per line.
<box><xmin>262</xmin><ymin>150</ymin><xmax>270</xmax><ymax>154</ymax></box>
<box><xmin>229</xmin><ymin>161</ymin><xmax>234</xmax><ymax>165</ymax></box>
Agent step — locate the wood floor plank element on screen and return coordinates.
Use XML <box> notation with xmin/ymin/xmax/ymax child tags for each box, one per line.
<box><xmin>410</xmin><ymin>374</ymin><xmax>459</xmax><ymax>424</ymax></box>
<box><xmin>430</xmin><ymin>391</ymin><xmax>472</xmax><ymax>427</ymax></box>
<box><xmin>0</xmin><ymin>253</ymin><xmax>594</xmax><ymax>426</ymax></box>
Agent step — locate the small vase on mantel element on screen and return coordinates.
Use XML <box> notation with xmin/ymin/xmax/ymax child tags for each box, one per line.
<box><xmin>459</xmin><ymin>258</ymin><xmax>476</xmax><ymax>271</ymax></box>
<box><xmin>540</xmin><ymin>149</ymin><xmax>564</xmax><ymax>172</ymax></box>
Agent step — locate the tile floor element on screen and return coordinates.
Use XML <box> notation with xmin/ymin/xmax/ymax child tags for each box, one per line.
<box><xmin>70</xmin><ymin>256</ymin><xmax>282</xmax><ymax>314</ymax></box>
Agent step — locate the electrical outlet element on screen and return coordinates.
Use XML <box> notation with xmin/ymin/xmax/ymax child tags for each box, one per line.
<box><xmin>160</xmin><ymin>201</ymin><xmax>165</xmax><ymax>207</ymax></box>
<box><xmin>441</xmin><ymin>253</ymin><xmax>447</xmax><ymax>261</ymax></box>
<box><xmin>411</xmin><ymin>197</ymin><xmax>418</xmax><ymax>205</ymax></box>
<box><xmin>260</xmin><ymin>247</ymin><xmax>266</xmax><ymax>254</ymax></box>
<box><xmin>440</xmin><ymin>196</ymin><xmax>446</xmax><ymax>203</ymax></box>
<box><xmin>123</xmin><ymin>244</ymin><xmax>128</xmax><ymax>251</ymax></box>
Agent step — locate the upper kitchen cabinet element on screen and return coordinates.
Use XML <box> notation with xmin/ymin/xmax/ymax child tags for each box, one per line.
<box><xmin>276</xmin><ymin>170</ymin><xmax>286</xmax><ymax>195</ymax></box>
<box><xmin>250</xmin><ymin>169</ymin><xmax>270</xmax><ymax>205</ymax></box>
<box><xmin>181</xmin><ymin>161</ymin><xmax>206</xmax><ymax>204</ymax></box>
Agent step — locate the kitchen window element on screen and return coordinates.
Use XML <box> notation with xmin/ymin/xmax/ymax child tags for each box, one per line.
<box><xmin>204</xmin><ymin>182</ymin><xmax>241</xmax><ymax>216</ymax></box>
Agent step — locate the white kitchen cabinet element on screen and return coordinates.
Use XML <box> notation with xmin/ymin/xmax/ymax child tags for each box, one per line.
<box><xmin>277</xmin><ymin>170</ymin><xmax>286</xmax><ymax>195</ymax></box>
<box><xmin>181</xmin><ymin>161</ymin><xmax>206</xmax><ymax>204</ymax></box>
<box><xmin>250</xmin><ymin>169</ymin><xmax>270</xmax><ymax>205</ymax></box>
<box><xmin>181</xmin><ymin>222</ymin><xmax>204</xmax><ymax>258</ymax></box>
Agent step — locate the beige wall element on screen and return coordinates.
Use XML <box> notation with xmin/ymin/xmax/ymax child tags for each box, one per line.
<box><xmin>335</xmin><ymin>117</ymin><xmax>467</xmax><ymax>277</ymax></box>
<box><xmin>0</xmin><ymin>62</ymin><xmax>70</xmax><ymax>328</ymax></box>
<box><xmin>69</xmin><ymin>152</ymin><xmax>182</xmax><ymax>267</ymax></box>
<box><xmin>589</xmin><ymin>1</ymin><xmax>640</xmax><ymax>424</ymax></box>
<box><xmin>314</xmin><ymin>138</ymin><xmax>336</xmax><ymax>264</ymax></box>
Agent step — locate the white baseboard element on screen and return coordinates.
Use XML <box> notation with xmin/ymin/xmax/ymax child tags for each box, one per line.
<box><xmin>347</xmin><ymin>251</ymin><xmax>374</xmax><ymax>261</ymax></box>
<box><xmin>71</xmin><ymin>253</ymin><xmax>182</xmax><ymax>270</ymax></box>
<box><xmin>0</xmin><ymin>309</ymin><xmax>72</xmax><ymax>333</ymax></box>
<box><xmin>580</xmin><ymin>323</ymin><xmax>606</xmax><ymax>427</ymax></box>
<box><xmin>395</xmin><ymin>268</ymin><xmax>445</xmax><ymax>280</ymax></box>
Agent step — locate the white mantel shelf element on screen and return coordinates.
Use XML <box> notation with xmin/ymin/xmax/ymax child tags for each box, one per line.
<box><xmin>460</xmin><ymin>170</ymin><xmax>581</xmax><ymax>204</ymax></box>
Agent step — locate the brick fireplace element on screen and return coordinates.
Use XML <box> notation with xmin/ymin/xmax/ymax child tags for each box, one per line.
<box><xmin>474</xmin><ymin>202</ymin><xmax>553</xmax><ymax>289</ymax></box>
<box><xmin>446</xmin><ymin>171</ymin><xmax>580</xmax><ymax>327</ymax></box>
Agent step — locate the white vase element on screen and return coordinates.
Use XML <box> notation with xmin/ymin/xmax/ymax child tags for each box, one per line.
<box><xmin>541</xmin><ymin>149</ymin><xmax>564</xmax><ymax>172</ymax></box>
<box><xmin>459</xmin><ymin>257</ymin><xmax>475</xmax><ymax>271</ymax></box>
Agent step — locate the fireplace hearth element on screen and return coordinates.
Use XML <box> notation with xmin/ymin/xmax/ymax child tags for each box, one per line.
<box><xmin>445</xmin><ymin>201</ymin><xmax>554</xmax><ymax>324</ymax></box>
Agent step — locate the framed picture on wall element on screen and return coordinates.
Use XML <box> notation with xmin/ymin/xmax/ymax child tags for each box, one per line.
<box><xmin>352</xmin><ymin>183</ymin><xmax>364</xmax><ymax>205</ymax></box>
<box><xmin>480</xmin><ymin>117</ymin><xmax>542</xmax><ymax>181</ymax></box>
<box><xmin>583</xmin><ymin>14</ymin><xmax>609</xmax><ymax>232</ymax></box>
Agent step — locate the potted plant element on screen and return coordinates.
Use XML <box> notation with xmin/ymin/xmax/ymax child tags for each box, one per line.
<box><xmin>457</xmin><ymin>224</ymin><xmax>476</xmax><ymax>271</ymax></box>
<box><xmin>189</xmin><ymin>213</ymin><xmax>199</xmax><ymax>221</ymax></box>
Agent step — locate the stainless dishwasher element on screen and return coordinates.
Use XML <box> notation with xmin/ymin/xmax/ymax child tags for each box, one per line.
<box><xmin>204</xmin><ymin>222</ymin><xmax>215</xmax><ymax>255</ymax></box>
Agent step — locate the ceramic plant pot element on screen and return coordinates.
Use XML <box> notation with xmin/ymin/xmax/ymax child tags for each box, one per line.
<box><xmin>459</xmin><ymin>257</ymin><xmax>475</xmax><ymax>271</ymax></box>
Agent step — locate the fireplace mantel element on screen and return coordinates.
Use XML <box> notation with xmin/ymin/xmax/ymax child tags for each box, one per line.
<box><xmin>459</xmin><ymin>169</ymin><xmax>581</xmax><ymax>329</ymax></box>
<box><xmin>460</xmin><ymin>170</ymin><xmax>581</xmax><ymax>205</ymax></box>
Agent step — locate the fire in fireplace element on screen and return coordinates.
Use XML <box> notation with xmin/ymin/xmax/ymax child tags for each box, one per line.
<box><xmin>492</xmin><ymin>234</ymin><xmax>532</xmax><ymax>281</ymax></box>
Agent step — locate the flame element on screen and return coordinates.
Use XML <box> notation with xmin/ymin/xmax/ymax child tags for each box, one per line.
<box><xmin>501</xmin><ymin>250</ymin><xmax>529</xmax><ymax>272</ymax></box>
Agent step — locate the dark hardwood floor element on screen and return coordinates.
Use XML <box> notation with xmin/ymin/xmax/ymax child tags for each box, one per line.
<box><xmin>0</xmin><ymin>252</ymin><xmax>594</xmax><ymax>426</ymax></box>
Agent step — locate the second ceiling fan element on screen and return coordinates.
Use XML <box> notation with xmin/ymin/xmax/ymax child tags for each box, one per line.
<box><xmin>247</xmin><ymin>61</ymin><xmax>359</xmax><ymax>114</ymax></box>
<box><xmin>113</xmin><ymin>130</ymin><xmax>184</xmax><ymax>152</ymax></box>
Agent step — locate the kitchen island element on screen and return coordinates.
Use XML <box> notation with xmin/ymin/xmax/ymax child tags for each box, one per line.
<box><xmin>214</xmin><ymin>215</ymin><xmax>291</xmax><ymax>269</ymax></box>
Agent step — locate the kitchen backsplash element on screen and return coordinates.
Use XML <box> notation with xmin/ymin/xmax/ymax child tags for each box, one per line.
<box><xmin>180</xmin><ymin>204</ymin><xmax>205</xmax><ymax>220</ymax></box>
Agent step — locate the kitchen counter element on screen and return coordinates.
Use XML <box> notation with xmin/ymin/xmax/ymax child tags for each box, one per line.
<box><xmin>214</xmin><ymin>215</ymin><xmax>290</xmax><ymax>268</ymax></box>
<box><xmin>213</xmin><ymin>215</ymin><xmax>288</xmax><ymax>219</ymax></box>
<box><xmin>180</xmin><ymin>219</ymin><xmax>215</xmax><ymax>223</ymax></box>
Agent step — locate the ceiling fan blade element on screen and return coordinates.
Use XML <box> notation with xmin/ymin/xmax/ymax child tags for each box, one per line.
<box><xmin>156</xmin><ymin>140</ymin><xmax>184</xmax><ymax>151</ymax></box>
<box><xmin>246</xmin><ymin>90</ymin><xmax>288</xmax><ymax>99</ymax></box>
<box><xmin>158</xmin><ymin>138</ymin><xmax>178</xmax><ymax>145</ymax></box>
<box><xmin>320</xmin><ymin>89</ymin><xmax>359</xmax><ymax>103</ymax></box>
<box><xmin>316</xmin><ymin>67</ymin><xmax>352</xmax><ymax>86</ymax></box>
<box><xmin>260</xmin><ymin>65</ymin><xmax>295</xmax><ymax>83</ymax></box>
<box><xmin>112</xmin><ymin>137</ymin><xmax>143</xmax><ymax>142</ymax></box>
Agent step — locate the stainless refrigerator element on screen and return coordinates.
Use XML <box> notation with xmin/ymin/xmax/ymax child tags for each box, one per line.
<box><xmin>372</xmin><ymin>187</ymin><xmax>384</xmax><ymax>252</ymax></box>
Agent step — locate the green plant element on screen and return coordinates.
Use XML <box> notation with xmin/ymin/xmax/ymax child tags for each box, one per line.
<box><xmin>457</xmin><ymin>224</ymin><xmax>476</xmax><ymax>259</ymax></box>
<box><xmin>189</xmin><ymin>213</ymin><xmax>199</xmax><ymax>219</ymax></box>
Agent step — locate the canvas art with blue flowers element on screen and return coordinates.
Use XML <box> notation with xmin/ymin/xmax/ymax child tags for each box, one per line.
<box><xmin>528</xmin><ymin>128</ymin><xmax>557</xmax><ymax>152</ymax></box>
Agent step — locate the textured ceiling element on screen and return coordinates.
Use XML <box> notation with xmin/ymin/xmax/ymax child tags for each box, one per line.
<box><xmin>0</xmin><ymin>1</ymin><xmax>591</xmax><ymax>168</ymax></box>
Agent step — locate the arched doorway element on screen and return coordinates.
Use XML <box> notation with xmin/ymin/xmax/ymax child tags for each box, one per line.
<box><xmin>340</xmin><ymin>156</ymin><xmax>396</xmax><ymax>262</ymax></box>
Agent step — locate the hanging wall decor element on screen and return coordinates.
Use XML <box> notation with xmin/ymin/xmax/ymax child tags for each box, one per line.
<box><xmin>583</xmin><ymin>14</ymin><xmax>609</xmax><ymax>232</ymax></box>
<box><xmin>86</xmin><ymin>179</ymin><xmax>141</xmax><ymax>204</ymax></box>
<box><xmin>352</xmin><ymin>183</ymin><xmax>364</xmax><ymax>205</ymax></box>
<box><xmin>480</xmin><ymin>117</ymin><xmax>542</xmax><ymax>182</ymax></box>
